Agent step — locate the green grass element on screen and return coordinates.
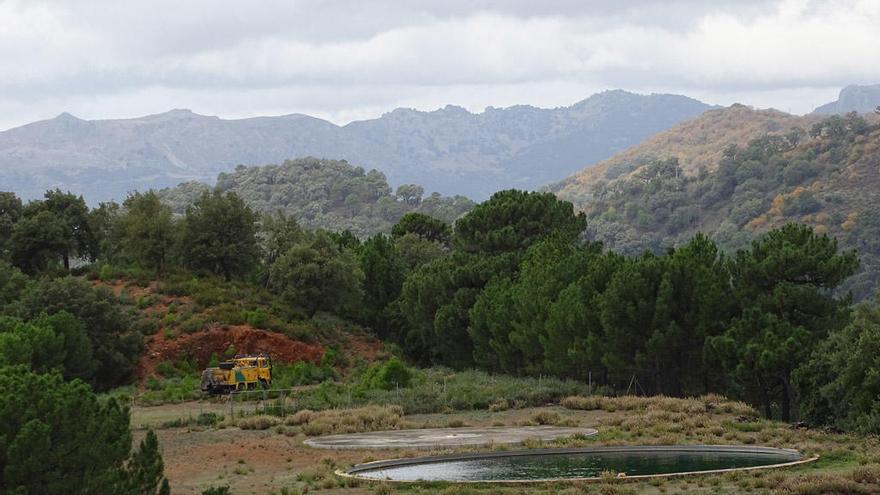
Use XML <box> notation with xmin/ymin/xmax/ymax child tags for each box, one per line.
<box><xmin>286</xmin><ymin>367</ymin><xmax>592</xmax><ymax>415</ymax></box>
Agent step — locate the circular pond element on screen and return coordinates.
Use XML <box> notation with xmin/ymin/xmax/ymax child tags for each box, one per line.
<box><xmin>343</xmin><ymin>445</ymin><xmax>812</xmax><ymax>482</ymax></box>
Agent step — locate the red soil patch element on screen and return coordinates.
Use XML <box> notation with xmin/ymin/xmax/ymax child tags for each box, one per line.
<box><xmin>138</xmin><ymin>325</ymin><xmax>324</xmax><ymax>381</ymax></box>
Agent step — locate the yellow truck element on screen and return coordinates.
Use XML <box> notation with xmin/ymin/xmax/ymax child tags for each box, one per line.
<box><xmin>200</xmin><ymin>354</ymin><xmax>273</xmax><ymax>394</ymax></box>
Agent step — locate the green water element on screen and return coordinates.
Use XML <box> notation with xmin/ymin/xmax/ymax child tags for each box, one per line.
<box><xmin>354</xmin><ymin>449</ymin><xmax>800</xmax><ymax>481</ymax></box>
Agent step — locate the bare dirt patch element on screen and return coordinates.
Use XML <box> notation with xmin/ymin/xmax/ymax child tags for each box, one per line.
<box><xmin>144</xmin><ymin>426</ymin><xmax>392</xmax><ymax>495</ymax></box>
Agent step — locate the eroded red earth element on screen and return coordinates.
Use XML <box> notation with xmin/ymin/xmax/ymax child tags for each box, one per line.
<box><xmin>138</xmin><ymin>325</ymin><xmax>325</xmax><ymax>381</ymax></box>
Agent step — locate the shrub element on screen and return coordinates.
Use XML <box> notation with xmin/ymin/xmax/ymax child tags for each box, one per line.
<box><xmin>207</xmin><ymin>303</ymin><xmax>245</xmax><ymax>325</ymax></box>
<box><xmin>145</xmin><ymin>376</ymin><xmax>162</xmax><ymax>391</ymax></box>
<box><xmin>131</xmin><ymin>317</ymin><xmax>160</xmax><ymax>336</ymax></box>
<box><xmin>238</xmin><ymin>415</ymin><xmax>280</xmax><ymax>430</ymax></box>
<box><xmin>155</xmin><ymin>361</ymin><xmax>177</xmax><ymax>378</ymax></box>
<box><xmin>202</xmin><ymin>487</ymin><xmax>231</xmax><ymax>495</ymax></box>
<box><xmin>192</xmin><ymin>286</ymin><xmax>227</xmax><ymax>307</ymax></box>
<box><xmin>274</xmin><ymin>361</ymin><xmax>337</xmax><ymax>388</ymax></box>
<box><xmin>162</xmin><ymin>312</ymin><xmax>178</xmax><ymax>326</ymax></box>
<box><xmin>852</xmin><ymin>465</ymin><xmax>880</xmax><ymax>485</ymax></box>
<box><xmin>243</xmin><ymin>308</ymin><xmax>269</xmax><ymax>328</ymax></box>
<box><xmin>179</xmin><ymin>316</ymin><xmax>206</xmax><ymax>334</ymax></box>
<box><xmin>157</xmin><ymin>279</ymin><xmax>189</xmax><ymax>297</ymax></box>
<box><xmin>285</xmin><ymin>409</ymin><xmax>314</xmax><ymax>426</ymax></box>
<box><xmin>361</xmin><ymin>357</ymin><xmax>413</xmax><ymax>391</ymax></box>
<box><xmin>561</xmin><ymin>396</ymin><xmax>604</xmax><ymax>411</ymax></box>
<box><xmin>529</xmin><ymin>411</ymin><xmax>562</xmax><ymax>426</ymax></box>
<box><xmin>290</xmin><ymin>406</ymin><xmax>403</xmax><ymax>435</ymax></box>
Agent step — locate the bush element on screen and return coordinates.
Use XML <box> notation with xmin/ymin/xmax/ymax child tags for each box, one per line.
<box><xmin>488</xmin><ymin>399</ymin><xmax>510</xmax><ymax>412</ymax></box>
<box><xmin>157</xmin><ymin>278</ymin><xmax>189</xmax><ymax>297</ymax></box>
<box><xmin>155</xmin><ymin>362</ymin><xmax>177</xmax><ymax>378</ymax></box>
<box><xmin>179</xmin><ymin>315</ymin><xmax>206</xmax><ymax>334</ymax></box>
<box><xmin>273</xmin><ymin>361</ymin><xmax>337</xmax><ymax>388</ymax></box>
<box><xmin>852</xmin><ymin>465</ymin><xmax>880</xmax><ymax>485</ymax></box>
<box><xmin>285</xmin><ymin>409</ymin><xmax>314</xmax><ymax>426</ymax></box>
<box><xmin>287</xmin><ymin>406</ymin><xmax>404</xmax><ymax>435</ymax></box>
<box><xmin>361</xmin><ymin>357</ymin><xmax>413</xmax><ymax>391</ymax></box>
<box><xmin>238</xmin><ymin>415</ymin><xmax>280</xmax><ymax>430</ymax></box>
<box><xmin>193</xmin><ymin>286</ymin><xmax>226</xmax><ymax>307</ymax></box>
<box><xmin>781</xmin><ymin>190</ymin><xmax>822</xmax><ymax>216</ymax></box>
<box><xmin>207</xmin><ymin>303</ymin><xmax>245</xmax><ymax>325</ymax></box>
<box><xmin>202</xmin><ymin>486</ymin><xmax>231</xmax><ymax>495</ymax></box>
<box><xmin>243</xmin><ymin>308</ymin><xmax>268</xmax><ymax>328</ymax></box>
<box><xmin>529</xmin><ymin>411</ymin><xmax>563</xmax><ymax>425</ymax></box>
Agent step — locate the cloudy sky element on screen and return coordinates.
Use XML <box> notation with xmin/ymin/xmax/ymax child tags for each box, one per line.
<box><xmin>1</xmin><ymin>0</ymin><xmax>879</xmax><ymax>130</ymax></box>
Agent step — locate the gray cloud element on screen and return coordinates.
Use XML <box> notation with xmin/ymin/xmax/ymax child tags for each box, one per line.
<box><xmin>0</xmin><ymin>0</ymin><xmax>878</xmax><ymax>130</ymax></box>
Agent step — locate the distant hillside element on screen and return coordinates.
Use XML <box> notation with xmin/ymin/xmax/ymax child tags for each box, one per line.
<box><xmin>158</xmin><ymin>157</ymin><xmax>475</xmax><ymax>237</ymax></box>
<box><xmin>0</xmin><ymin>90</ymin><xmax>712</xmax><ymax>202</ymax></box>
<box><xmin>554</xmin><ymin>110</ymin><xmax>880</xmax><ymax>299</ymax></box>
<box><xmin>552</xmin><ymin>105</ymin><xmax>818</xmax><ymax>207</ymax></box>
<box><xmin>813</xmin><ymin>84</ymin><xmax>880</xmax><ymax>115</ymax></box>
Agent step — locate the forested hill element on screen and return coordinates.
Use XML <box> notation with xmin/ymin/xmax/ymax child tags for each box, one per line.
<box><xmin>551</xmin><ymin>104</ymin><xmax>817</xmax><ymax>205</ymax></box>
<box><xmin>555</xmin><ymin>110</ymin><xmax>880</xmax><ymax>299</ymax></box>
<box><xmin>158</xmin><ymin>157</ymin><xmax>475</xmax><ymax>237</ymax></box>
<box><xmin>0</xmin><ymin>90</ymin><xmax>711</xmax><ymax>202</ymax></box>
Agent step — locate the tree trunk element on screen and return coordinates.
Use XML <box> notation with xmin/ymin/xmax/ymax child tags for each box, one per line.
<box><xmin>780</xmin><ymin>388</ymin><xmax>791</xmax><ymax>422</ymax></box>
<box><xmin>778</xmin><ymin>376</ymin><xmax>796</xmax><ymax>423</ymax></box>
<box><xmin>757</xmin><ymin>376</ymin><xmax>773</xmax><ymax>418</ymax></box>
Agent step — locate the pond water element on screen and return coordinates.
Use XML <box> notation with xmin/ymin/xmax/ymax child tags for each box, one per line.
<box><xmin>348</xmin><ymin>446</ymin><xmax>804</xmax><ymax>482</ymax></box>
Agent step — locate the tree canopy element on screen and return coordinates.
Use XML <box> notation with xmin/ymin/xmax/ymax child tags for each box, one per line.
<box><xmin>180</xmin><ymin>191</ymin><xmax>259</xmax><ymax>280</ymax></box>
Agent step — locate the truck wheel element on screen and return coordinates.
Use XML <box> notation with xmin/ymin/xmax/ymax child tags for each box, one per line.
<box><xmin>260</xmin><ymin>379</ymin><xmax>269</xmax><ymax>390</ymax></box>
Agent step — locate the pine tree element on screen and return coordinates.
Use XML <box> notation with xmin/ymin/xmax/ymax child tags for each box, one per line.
<box><xmin>124</xmin><ymin>430</ymin><xmax>169</xmax><ymax>495</ymax></box>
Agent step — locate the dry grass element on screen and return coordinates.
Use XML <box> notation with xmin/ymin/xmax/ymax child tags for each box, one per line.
<box><xmin>285</xmin><ymin>405</ymin><xmax>404</xmax><ymax>436</ymax></box>
<box><xmin>522</xmin><ymin>411</ymin><xmax>577</xmax><ymax>427</ymax></box>
<box><xmin>236</xmin><ymin>414</ymin><xmax>281</xmax><ymax>430</ymax></box>
<box><xmin>561</xmin><ymin>394</ymin><xmax>756</xmax><ymax>417</ymax></box>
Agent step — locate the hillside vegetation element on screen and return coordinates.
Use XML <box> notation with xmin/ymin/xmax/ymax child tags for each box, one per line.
<box><xmin>555</xmin><ymin>109</ymin><xmax>880</xmax><ymax>299</ymax></box>
<box><xmin>158</xmin><ymin>157</ymin><xmax>475</xmax><ymax>237</ymax></box>
<box><xmin>553</xmin><ymin>104</ymin><xmax>817</xmax><ymax>204</ymax></box>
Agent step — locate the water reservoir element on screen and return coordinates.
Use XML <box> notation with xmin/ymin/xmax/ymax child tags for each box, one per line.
<box><xmin>344</xmin><ymin>445</ymin><xmax>811</xmax><ymax>482</ymax></box>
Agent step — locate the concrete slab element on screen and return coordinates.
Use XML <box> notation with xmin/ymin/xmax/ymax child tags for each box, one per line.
<box><xmin>303</xmin><ymin>425</ymin><xmax>598</xmax><ymax>450</ymax></box>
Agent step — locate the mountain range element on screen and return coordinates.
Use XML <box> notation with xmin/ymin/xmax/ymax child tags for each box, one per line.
<box><xmin>813</xmin><ymin>84</ymin><xmax>880</xmax><ymax>115</ymax></box>
<box><xmin>0</xmin><ymin>90</ymin><xmax>712</xmax><ymax>203</ymax></box>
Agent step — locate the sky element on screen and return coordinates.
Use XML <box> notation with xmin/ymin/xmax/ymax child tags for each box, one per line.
<box><xmin>1</xmin><ymin>0</ymin><xmax>879</xmax><ymax>130</ymax></box>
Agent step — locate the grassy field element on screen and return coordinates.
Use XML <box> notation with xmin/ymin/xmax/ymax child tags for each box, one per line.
<box><xmin>132</xmin><ymin>393</ymin><xmax>880</xmax><ymax>495</ymax></box>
